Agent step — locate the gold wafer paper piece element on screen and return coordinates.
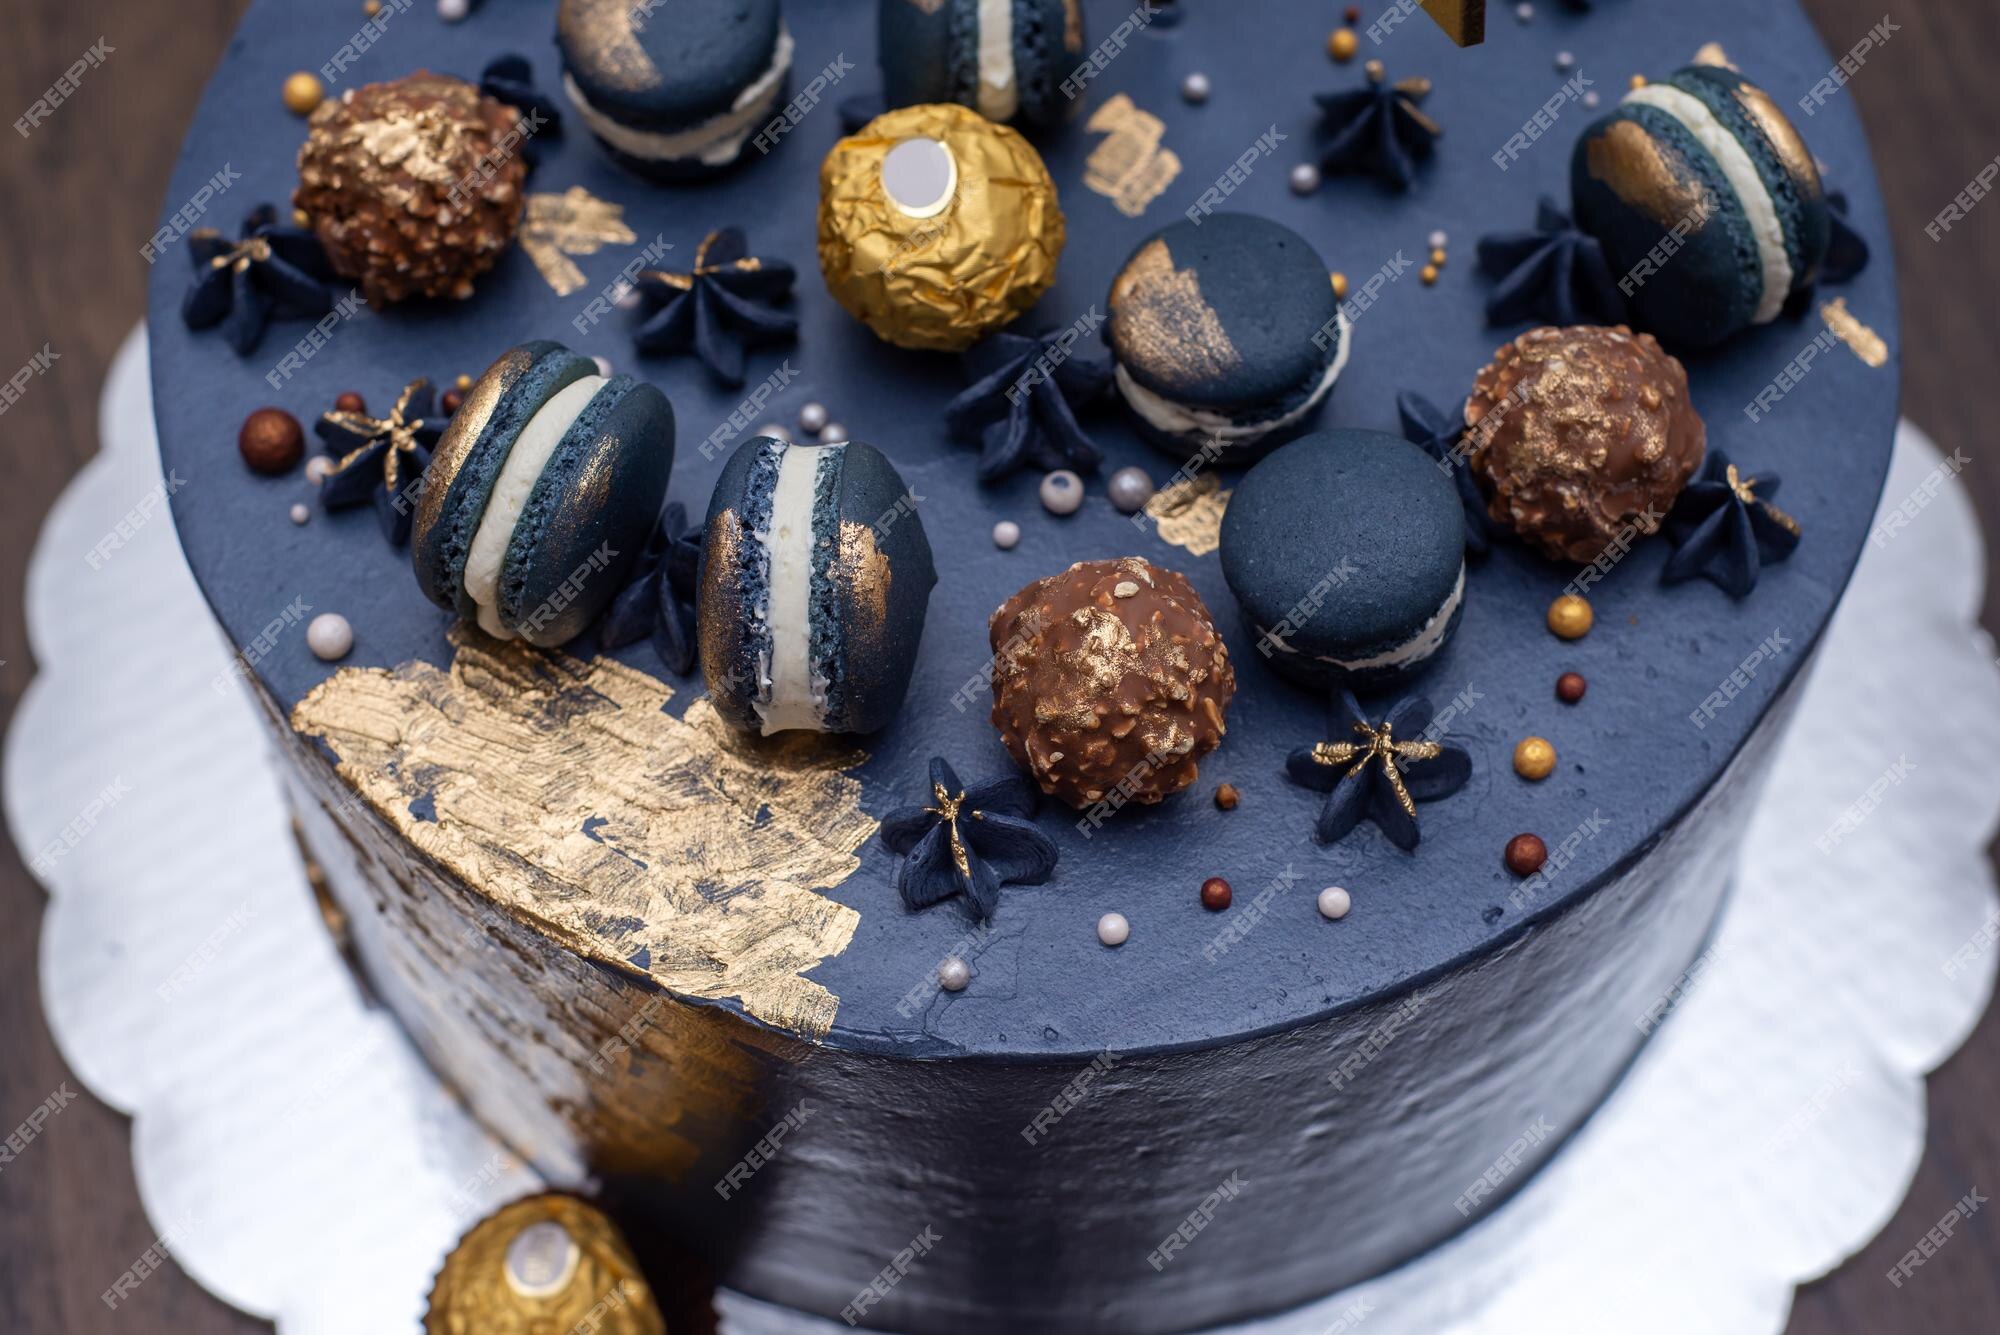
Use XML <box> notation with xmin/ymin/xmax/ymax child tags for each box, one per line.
<box><xmin>1144</xmin><ymin>474</ymin><xmax>1231</xmax><ymax>557</ymax></box>
<box><xmin>1820</xmin><ymin>297</ymin><xmax>1888</xmax><ymax>368</ymax></box>
<box><xmin>291</xmin><ymin>627</ymin><xmax>870</xmax><ymax>1039</ymax></box>
<box><xmin>521</xmin><ymin>186</ymin><xmax>638</xmax><ymax>296</ymax></box>
<box><xmin>1084</xmin><ymin>94</ymin><xmax>1181</xmax><ymax>217</ymax></box>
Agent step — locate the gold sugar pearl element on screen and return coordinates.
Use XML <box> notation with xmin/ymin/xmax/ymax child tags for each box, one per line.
<box><xmin>1330</xmin><ymin>271</ymin><xmax>1349</xmax><ymax>298</ymax></box>
<box><xmin>1430</xmin><ymin>247</ymin><xmax>1448</xmax><ymax>266</ymax></box>
<box><xmin>1513</xmin><ymin>736</ymin><xmax>1557</xmax><ymax>782</ymax></box>
<box><xmin>1420</xmin><ymin>264</ymin><xmax>1439</xmax><ymax>285</ymax></box>
<box><xmin>1365</xmin><ymin>59</ymin><xmax>1387</xmax><ymax>83</ymax></box>
<box><xmin>292</xmin><ymin>207</ymin><xmax>311</xmax><ymax>228</ymax></box>
<box><xmin>455</xmin><ymin>373</ymin><xmax>474</xmax><ymax>393</ymax></box>
<box><xmin>1630</xmin><ymin>73</ymin><xmax>1649</xmax><ymax>90</ymax></box>
<box><xmin>282</xmin><ymin>71</ymin><xmax>324</xmax><ymax>116</ymax></box>
<box><xmin>1547</xmin><ymin>594</ymin><xmax>1594</xmax><ymax>640</ymax></box>
<box><xmin>363</xmin><ymin>0</ymin><xmax>381</xmax><ymax>13</ymax></box>
<box><xmin>1329</xmin><ymin>29</ymin><xmax>1360</xmax><ymax>62</ymax></box>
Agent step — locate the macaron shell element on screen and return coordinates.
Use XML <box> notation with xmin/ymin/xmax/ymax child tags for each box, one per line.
<box><xmin>697</xmin><ymin>437</ymin><xmax>783</xmax><ymax>733</ymax></box>
<box><xmin>411</xmin><ymin>341</ymin><xmax>596</xmax><ymax>619</ymax></box>
<box><xmin>878</xmin><ymin>0</ymin><xmax>1080</xmax><ymax>129</ymax></box>
<box><xmin>1107</xmin><ymin>213</ymin><xmax>1342</xmax><ymax>411</ymax></box>
<box><xmin>1011</xmin><ymin>0</ymin><xmax>1084</xmax><ymax>129</ymax></box>
<box><xmin>822</xmin><ymin>440</ymin><xmax>937</xmax><ymax>733</ymax></box>
<box><xmin>1219</xmin><ymin>430</ymin><xmax>1465</xmax><ymax>692</ymax></box>
<box><xmin>495</xmin><ymin>377</ymin><xmax>676</xmax><ymax>647</ymax></box>
<box><xmin>1669</xmin><ymin>65</ymin><xmax>1829</xmax><ymax>288</ymax></box>
<box><xmin>557</xmin><ymin>0</ymin><xmax>783</xmax><ymax>132</ymax></box>
<box><xmin>1571</xmin><ymin>105</ymin><xmax>1761</xmax><ymax>348</ymax></box>
<box><xmin>878</xmin><ymin>0</ymin><xmax>960</xmax><ymax>108</ymax></box>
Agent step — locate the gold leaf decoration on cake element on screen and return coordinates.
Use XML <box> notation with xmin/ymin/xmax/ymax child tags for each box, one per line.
<box><xmin>521</xmin><ymin>187</ymin><xmax>638</xmax><ymax>296</ymax></box>
<box><xmin>1692</xmin><ymin>41</ymin><xmax>1738</xmax><ymax>70</ymax></box>
<box><xmin>1144</xmin><ymin>474</ymin><xmax>1231</xmax><ymax>557</ymax></box>
<box><xmin>555</xmin><ymin>0</ymin><xmax>664</xmax><ymax>95</ymax></box>
<box><xmin>1419</xmin><ymin>0</ymin><xmax>1485</xmax><ymax>47</ymax></box>
<box><xmin>1109</xmin><ymin>239</ymin><xmax>1242</xmax><ymax>385</ymax></box>
<box><xmin>1820</xmin><ymin>297</ymin><xmax>1889</xmax><ymax>368</ymax></box>
<box><xmin>1083</xmin><ymin>94</ymin><xmax>1181</xmax><ymax>218</ymax></box>
<box><xmin>424</xmin><ymin>1194</ymin><xmax>665</xmax><ymax>1335</ymax></box>
<box><xmin>291</xmin><ymin>627</ymin><xmax>870</xmax><ymax>1039</ymax></box>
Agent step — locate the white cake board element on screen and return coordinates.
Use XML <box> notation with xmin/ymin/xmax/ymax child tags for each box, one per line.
<box><xmin>7</xmin><ymin>327</ymin><xmax>1998</xmax><ymax>1335</ymax></box>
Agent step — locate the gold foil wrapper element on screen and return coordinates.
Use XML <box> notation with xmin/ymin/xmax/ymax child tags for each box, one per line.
<box><xmin>426</xmin><ymin>1194</ymin><xmax>666</xmax><ymax>1334</ymax></box>
<box><xmin>817</xmin><ymin>103</ymin><xmax>1065</xmax><ymax>352</ymax></box>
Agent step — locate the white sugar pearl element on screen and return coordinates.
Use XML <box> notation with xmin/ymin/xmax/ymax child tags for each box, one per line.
<box><xmin>992</xmin><ymin>520</ymin><xmax>1021</xmax><ymax>550</ymax></box>
<box><xmin>798</xmin><ymin>401</ymin><xmax>829</xmax><ymax>434</ymax></box>
<box><xmin>1040</xmin><ymin>469</ymin><xmax>1083</xmax><ymax>516</ymax></box>
<box><xmin>438</xmin><ymin>0</ymin><xmax>470</xmax><ymax>21</ymax></box>
<box><xmin>1289</xmin><ymin>163</ymin><xmax>1322</xmax><ymax>195</ymax></box>
<box><xmin>304</xmin><ymin>455</ymin><xmax>335</xmax><ymax>484</ymax></box>
<box><xmin>592</xmin><ymin>354</ymin><xmax>614</xmax><ymax>378</ymax></box>
<box><xmin>819</xmin><ymin>422</ymin><xmax>850</xmax><ymax>445</ymax></box>
<box><xmin>1555</xmin><ymin>50</ymin><xmax>1576</xmax><ymax>73</ymax></box>
<box><xmin>1583</xmin><ymin>89</ymin><xmax>1601</xmax><ymax>108</ymax></box>
<box><xmin>938</xmin><ymin>957</ymin><xmax>971</xmax><ymax>991</ymax></box>
<box><xmin>612</xmin><ymin>282</ymin><xmax>642</xmax><ymax>310</ymax></box>
<box><xmin>289</xmin><ymin>503</ymin><xmax>311</xmax><ymax>525</ymax></box>
<box><xmin>1181</xmin><ymin>72</ymin><xmax>1211</xmax><ymax>105</ymax></box>
<box><xmin>1097</xmin><ymin>912</ymin><xmax>1130</xmax><ymax>947</ymax></box>
<box><xmin>1106</xmin><ymin>465</ymin><xmax>1155</xmax><ymax>514</ymax></box>
<box><xmin>1318</xmin><ymin>886</ymin><xmax>1352</xmax><ymax>920</ymax></box>
<box><xmin>307</xmin><ymin>613</ymin><xmax>353</xmax><ymax>661</ymax></box>
<box><xmin>756</xmin><ymin>423</ymin><xmax>791</xmax><ymax>443</ymax></box>
<box><xmin>1515</xmin><ymin>2</ymin><xmax>1534</xmax><ymax>21</ymax></box>
<box><xmin>1428</xmin><ymin>229</ymin><xmax>1449</xmax><ymax>251</ymax></box>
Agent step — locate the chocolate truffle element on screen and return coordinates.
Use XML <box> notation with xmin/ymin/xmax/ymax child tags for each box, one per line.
<box><xmin>294</xmin><ymin>72</ymin><xmax>528</xmax><ymax>305</ymax></box>
<box><xmin>989</xmin><ymin>557</ymin><xmax>1234</xmax><ymax>811</ymax></box>
<box><xmin>1464</xmin><ymin>324</ymin><xmax>1704</xmax><ymax>564</ymax></box>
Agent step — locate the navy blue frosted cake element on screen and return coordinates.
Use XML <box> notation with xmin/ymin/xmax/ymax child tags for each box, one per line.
<box><xmin>148</xmin><ymin>1</ymin><xmax>1900</xmax><ymax>1331</ymax></box>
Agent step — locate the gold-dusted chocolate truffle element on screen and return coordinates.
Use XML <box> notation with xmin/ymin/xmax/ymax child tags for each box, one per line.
<box><xmin>818</xmin><ymin>103</ymin><xmax>1065</xmax><ymax>352</ymax></box>
<box><xmin>294</xmin><ymin>72</ymin><xmax>528</xmax><ymax>306</ymax></box>
<box><xmin>1464</xmin><ymin>324</ymin><xmax>1705</xmax><ymax>564</ymax></box>
<box><xmin>282</xmin><ymin>71</ymin><xmax>325</xmax><ymax>116</ymax></box>
<box><xmin>1547</xmin><ymin>593</ymin><xmax>1594</xmax><ymax>640</ymax></box>
<box><xmin>425</xmin><ymin>1194</ymin><xmax>665</xmax><ymax>1335</ymax></box>
<box><xmin>1513</xmin><ymin>736</ymin><xmax>1557</xmax><ymax>781</ymax></box>
<box><xmin>989</xmin><ymin>557</ymin><xmax>1234</xmax><ymax>811</ymax></box>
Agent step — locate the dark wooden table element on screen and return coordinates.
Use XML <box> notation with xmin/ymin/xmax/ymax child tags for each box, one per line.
<box><xmin>2</xmin><ymin>2</ymin><xmax>1995</xmax><ymax>1330</ymax></box>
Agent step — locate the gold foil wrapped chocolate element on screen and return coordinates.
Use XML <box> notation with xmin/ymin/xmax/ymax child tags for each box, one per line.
<box><xmin>817</xmin><ymin>103</ymin><xmax>1065</xmax><ymax>352</ymax></box>
<box><xmin>425</xmin><ymin>1194</ymin><xmax>666</xmax><ymax>1335</ymax></box>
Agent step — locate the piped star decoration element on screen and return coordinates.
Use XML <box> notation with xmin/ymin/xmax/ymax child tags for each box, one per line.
<box><xmin>1286</xmin><ymin>692</ymin><xmax>1472</xmax><ymax>851</ymax></box>
<box><xmin>632</xmin><ymin>228</ymin><xmax>798</xmax><ymax>388</ymax></box>
<box><xmin>1661</xmin><ymin>450</ymin><xmax>1800</xmax><ymax>598</ymax></box>
<box><xmin>1312</xmin><ymin>60</ymin><xmax>1442</xmax><ymax>190</ymax></box>
<box><xmin>880</xmin><ymin>758</ymin><xmax>1060</xmax><ymax>921</ymax></box>
<box><xmin>480</xmin><ymin>54</ymin><xmax>564</xmax><ymax>164</ymax></box>
<box><xmin>1476</xmin><ymin>197</ymin><xmax>1626</xmax><ymax>328</ymax></box>
<box><xmin>945</xmin><ymin>327</ymin><xmax>1113</xmax><ymax>483</ymax></box>
<box><xmin>316</xmin><ymin>379</ymin><xmax>444</xmax><ymax>546</ymax></box>
<box><xmin>181</xmin><ymin>204</ymin><xmax>338</xmax><ymax>356</ymax></box>
<box><xmin>597</xmin><ymin>502</ymin><xmax>703</xmax><ymax>675</ymax></box>
<box><xmin>1397</xmin><ymin>390</ymin><xmax>1491</xmax><ymax>558</ymax></box>
<box><xmin>1819</xmin><ymin>190</ymin><xmax>1872</xmax><ymax>286</ymax></box>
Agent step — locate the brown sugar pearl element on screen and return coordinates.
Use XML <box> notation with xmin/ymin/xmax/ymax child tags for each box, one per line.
<box><xmin>333</xmin><ymin>391</ymin><xmax>367</xmax><ymax>414</ymax></box>
<box><xmin>1200</xmin><ymin>877</ymin><xmax>1233</xmax><ymax>911</ymax></box>
<box><xmin>1556</xmin><ymin>672</ymin><xmax>1587</xmax><ymax>704</ymax></box>
<box><xmin>1214</xmin><ymin>783</ymin><xmax>1240</xmax><ymax>811</ymax></box>
<box><xmin>1504</xmin><ymin>833</ymin><xmax>1548</xmax><ymax>876</ymax></box>
<box><xmin>238</xmin><ymin>408</ymin><xmax>305</xmax><ymax>475</ymax></box>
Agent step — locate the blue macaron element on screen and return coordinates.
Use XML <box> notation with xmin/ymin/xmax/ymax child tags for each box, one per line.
<box><xmin>1571</xmin><ymin>65</ymin><xmax>1830</xmax><ymax>348</ymax></box>
<box><xmin>555</xmin><ymin>0</ymin><xmax>793</xmax><ymax>178</ymax></box>
<box><xmin>699</xmin><ymin>437</ymin><xmax>937</xmax><ymax>735</ymax></box>
<box><xmin>878</xmin><ymin>0</ymin><xmax>1085</xmax><ymax>132</ymax></box>
<box><xmin>1219</xmin><ymin>429</ymin><xmax>1466</xmax><ymax>693</ymax></box>
<box><xmin>413</xmin><ymin>341</ymin><xmax>675</xmax><ymax>647</ymax></box>
<box><xmin>1106</xmin><ymin>213</ymin><xmax>1350</xmax><ymax>465</ymax></box>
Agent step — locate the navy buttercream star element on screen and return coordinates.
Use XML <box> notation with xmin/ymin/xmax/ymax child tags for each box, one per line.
<box><xmin>480</xmin><ymin>55</ymin><xmax>563</xmax><ymax>164</ymax></box>
<box><xmin>1476</xmin><ymin>197</ymin><xmax>1626</xmax><ymax>328</ymax></box>
<box><xmin>1396</xmin><ymin>390</ymin><xmax>1491</xmax><ymax>559</ymax></box>
<box><xmin>1286</xmin><ymin>692</ymin><xmax>1472</xmax><ymax>851</ymax></box>
<box><xmin>1313</xmin><ymin>61</ymin><xmax>1442</xmax><ymax>190</ymax></box>
<box><xmin>597</xmin><ymin>502</ymin><xmax>703</xmax><ymax>675</ymax></box>
<box><xmin>1820</xmin><ymin>189</ymin><xmax>1871</xmax><ymax>285</ymax></box>
<box><xmin>880</xmin><ymin>757</ymin><xmax>1059</xmax><ymax>921</ymax></box>
<box><xmin>1661</xmin><ymin>450</ymin><xmax>1800</xmax><ymax>598</ymax></box>
<box><xmin>945</xmin><ymin>327</ymin><xmax>1112</xmax><ymax>483</ymax></box>
<box><xmin>316</xmin><ymin>379</ymin><xmax>444</xmax><ymax>546</ymax></box>
<box><xmin>182</xmin><ymin>204</ymin><xmax>337</xmax><ymax>356</ymax></box>
<box><xmin>631</xmin><ymin>228</ymin><xmax>798</xmax><ymax>388</ymax></box>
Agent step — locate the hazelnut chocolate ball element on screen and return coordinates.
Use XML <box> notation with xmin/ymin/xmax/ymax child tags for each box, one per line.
<box><xmin>989</xmin><ymin>557</ymin><xmax>1235</xmax><ymax>811</ymax></box>
<box><xmin>1464</xmin><ymin>324</ymin><xmax>1705</xmax><ymax>564</ymax></box>
<box><xmin>237</xmin><ymin>407</ymin><xmax>305</xmax><ymax>474</ymax></box>
<box><xmin>294</xmin><ymin>72</ymin><xmax>527</xmax><ymax>305</ymax></box>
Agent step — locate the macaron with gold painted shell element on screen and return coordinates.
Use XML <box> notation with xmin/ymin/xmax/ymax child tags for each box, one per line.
<box><xmin>1106</xmin><ymin>213</ymin><xmax>1351</xmax><ymax>464</ymax></box>
<box><xmin>413</xmin><ymin>340</ymin><xmax>675</xmax><ymax>647</ymax></box>
<box><xmin>1571</xmin><ymin>65</ymin><xmax>1830</xmax><ymax>348</ymax></box>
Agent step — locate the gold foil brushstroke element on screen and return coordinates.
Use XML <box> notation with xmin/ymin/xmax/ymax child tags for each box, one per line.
<box><xmin>1820</xmin><ymin>297</ymin><xmax>1888</xmax><ymax>368</ymax></box>
<box><xmin>1084</xmin><ymin>94</ymin><xmax>1181</xmax><ymax>218</ymax></box>
<box><xmin>1145</xmin><ymin>475</ymin><xmax>1231</xmax><ymax>557</ymax></box>
<box><xmin>1585</xmin><ymin>118</ymin><xmax>1712</xmax><ymax>231</ymax></box>
<box><xmin>555</xmin><ymin>0</ymin><xmax>664</xmax><ymax>96</ymax></box>
<box><xmin>1111</xmin><ymin>238</ymin><xmax>1243</xmax><ymax>388</ymax></box>
<box><xmin>521</xmin><ymin>187</ymin><xmax>638</xmax><ymax>296</ymax></box>
<box><xmin>290</xmin><ymin>626</ymin><xmax>871</xmax><ymax>1039</ymax></box>
<box><xmin>1420</xmin><ymin>0</ymin><xmax>1485</xmax><ymax>47</ymax></box>
<box><xmin>425</xmin><ymin>1194</ymin><xmax>665</xmax><ymax>1334</ymax></box>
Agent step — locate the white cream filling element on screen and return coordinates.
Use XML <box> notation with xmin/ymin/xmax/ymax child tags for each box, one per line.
<box><xmin>564</xmin><ymin>24</ymin><xmax>794</xmax><ymax>166</ymax></box>
<box><xmin>754</xmin><ymin>444</ymin><xmax>831</xmax><ymax>735</ymax></box>
<box><xmin>1316</xmin><ymin>563</ymin><xmax>1464</xmax><ymax>674</ymax></box>
<box><xmin>974</xmin><ymin>0</ymin><xmax>1019</xmax><ymax>123</ymax></box>
<box><xmin>462</xmin><ymin>375</ymin><xmax>606</xmax><ymax>640</ymax></box>
<box><xmin>1116</xmin><ymin>310</ymin><xmax>1352</xmax><ymax>445</ymax></box>
<box><xmin>1623</xmin><ymin>83</ymin><xmax>1791</xmax><ymax>324</ymax></box>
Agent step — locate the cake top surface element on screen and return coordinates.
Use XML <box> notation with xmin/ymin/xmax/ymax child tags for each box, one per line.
<box><xmin>150</xmin><ymin>0</ymin><xmax>1898</xmax><ymax>1058</ymax></box>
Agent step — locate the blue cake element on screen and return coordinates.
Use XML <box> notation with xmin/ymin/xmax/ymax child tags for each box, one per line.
<box><xmin>148</xmin><ymin>1</ymin><xmax>1900</xmax><ymax>1330</ymax></box>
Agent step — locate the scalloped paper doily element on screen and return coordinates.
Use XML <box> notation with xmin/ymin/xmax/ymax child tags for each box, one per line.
<box><xmin>7</xmin><ymin>328</ymin><xmax>1998</xmax><ymax>1334</ymax></box>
